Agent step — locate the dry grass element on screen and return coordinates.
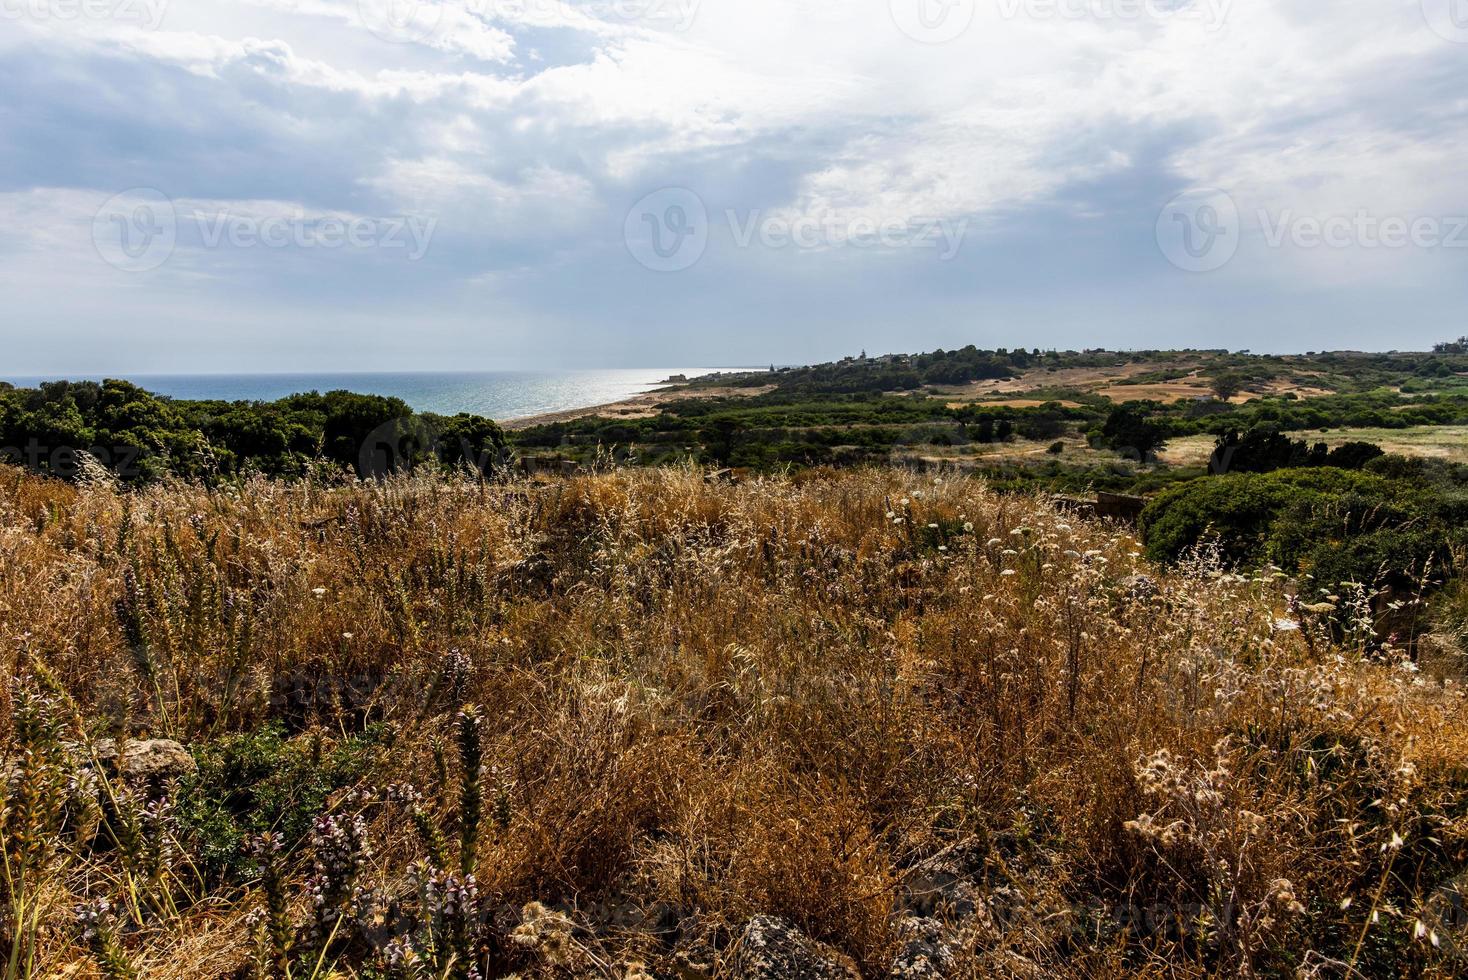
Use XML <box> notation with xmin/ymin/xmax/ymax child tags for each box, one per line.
<box><xmin>1158</xmin><ymin>426</ymin><xmax>1468</xmax><ymax>468</ymax></box>
<box><xmin>3</xmin><ymin>464</ymin><xmax>1468</xmax><ymax>978</ymax></box>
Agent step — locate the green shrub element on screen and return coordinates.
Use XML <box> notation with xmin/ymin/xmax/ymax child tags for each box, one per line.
<box><xmin>1140</xmin><ymin>473</ymin><xmax>1311</xmax><ymax>567</ymax></box>
<box><xmin>175</xmin><ymin>722</ymin><xmax>390</xmax><ymax>881</ymax></box>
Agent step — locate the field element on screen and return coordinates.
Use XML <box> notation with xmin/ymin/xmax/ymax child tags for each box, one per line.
<box><xmin>926</xmin><ymin>355</ymin><xmax>1336</xmax><ymax>408</ymax></box>
<box><xmin>5</xmin><ymin>465</ymin><xmax>1468</xmax><ymax>978</ymax></box>
<box><xmin>504</xmin><ymin>348</ymin><xmax>1468</xmax><ymax>478</ymax></box>
<box><xmin>1159</xmin><ymin>426</ymin><xmax>1468</xmax><ymax>468</ymax></box>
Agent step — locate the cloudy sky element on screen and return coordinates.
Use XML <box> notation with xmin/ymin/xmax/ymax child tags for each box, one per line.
<box><xmin>2</xmin><ymin>0</ymin><xmax>1466</xmax><ymax>373</ymax></box>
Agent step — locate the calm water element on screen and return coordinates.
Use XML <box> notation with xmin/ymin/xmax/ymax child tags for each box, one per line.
<box><xmin>2</xmin><ymin>369</ymin><xmax>752</xmax><ymax>421</ymax></box>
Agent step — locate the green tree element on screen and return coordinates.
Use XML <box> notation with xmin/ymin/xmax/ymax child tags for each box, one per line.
<box><xmin>1102</xmin><ymin>403</ymin><xmax>1165</xmax><ymax>461</ymax></box>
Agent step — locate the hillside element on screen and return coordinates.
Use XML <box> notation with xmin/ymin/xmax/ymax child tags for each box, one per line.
<box><xmin>4</xmin><ymin>466</ymin><xmax>1467</xmax><ymax>978</ymax></box>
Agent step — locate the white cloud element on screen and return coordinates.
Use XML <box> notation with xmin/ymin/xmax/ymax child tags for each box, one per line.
<box><xmin>2</xmin><ymin>0</ymin><xmax>1466</xmax><ymax>369</ymax></box>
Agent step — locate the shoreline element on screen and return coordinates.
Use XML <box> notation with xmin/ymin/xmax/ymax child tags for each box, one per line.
<box><xmin>501</xmin><ymin>380</ymin><xmax>776</xmax><ymax>430</ymax></box>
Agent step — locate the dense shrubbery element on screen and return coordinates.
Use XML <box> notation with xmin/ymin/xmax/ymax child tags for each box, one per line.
<box><xmin>1209</xmin><ymin>424</ymin><xmax>1386</xmax><ymax>474</ymax></box>
<box><xmin>1140</xmin><ymin>462</ymin><xmax>1464</xmax><ymax>597</ymax></box>
<box><xmin>0</xmin><ymin>380</ymin><xmax>507</xmax><ymax>482</ymax></box>
<box><xmin>740</xmin><ymin>345</ymin><xmax>1036</xmax><ymax>394</ymax></box>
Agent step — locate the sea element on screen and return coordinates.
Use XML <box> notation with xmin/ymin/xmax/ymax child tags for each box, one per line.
<box><xmin>0</xmin><ymin>369</ymin><xmax>755</xmax><ymax>422</ymax></box>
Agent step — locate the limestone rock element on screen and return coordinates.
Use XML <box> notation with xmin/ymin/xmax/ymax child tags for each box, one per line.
<box><xmin>889</xmin><ymin>917</ymin><xmax>955</xmax><ymax>979</ymax></box>
<box><xmin>902</xmin><ymin>838</ymin><xmax>985</xmax><ymax>920</ymax></box>
<box><xmin>91</xmin><ymin>738</ymin><xmax>196</xmax><ymax>784</ymax></box>
<box><xmin>729</xmin><ymin>915</ymin><xmax>859</xmax><ymax>980</ymax></box>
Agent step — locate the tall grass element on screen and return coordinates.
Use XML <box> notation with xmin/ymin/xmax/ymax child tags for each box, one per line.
<box><xmin>1</xmin><ymin>464</ymin><xmax>1466</xmax><ymax>977</ymax></box>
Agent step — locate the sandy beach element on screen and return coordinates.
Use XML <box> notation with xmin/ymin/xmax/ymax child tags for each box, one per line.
<box><xmin>501</xmin><ymin>383</ymin><xmax>775</xmax><ymax>429</ymax></box>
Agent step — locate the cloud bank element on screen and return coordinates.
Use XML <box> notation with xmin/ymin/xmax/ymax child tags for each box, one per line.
<box><xmin>2</xmin><ymin>0</ymin><xmax>1466</xmax><ymax>371</ymax></box>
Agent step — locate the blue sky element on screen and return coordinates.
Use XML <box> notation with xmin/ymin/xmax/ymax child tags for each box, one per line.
<box><xmin>2</xmin><ymin>0</ymin><xmax>1467</xmax><ymax>373</ymax></box>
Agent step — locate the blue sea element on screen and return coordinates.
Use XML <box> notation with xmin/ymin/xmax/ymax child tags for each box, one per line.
<box><xmin>1</xmin><ymin>369</ymin><xmax>754</xmax><ymax>421</ymax></box>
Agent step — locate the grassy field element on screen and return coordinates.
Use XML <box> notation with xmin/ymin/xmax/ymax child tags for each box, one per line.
<box><xmin>1160</xmin><ymin>425</ymin><xmax>1468</xmax><ymax>468</ymax></box>
<box><xmin>4</xmin><ymin>465</ymin><xmax>1468</xmax><ymax>978</ymax></box>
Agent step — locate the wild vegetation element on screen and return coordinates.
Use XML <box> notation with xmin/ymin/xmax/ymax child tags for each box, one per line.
<box><xmin>514</xmin><ymin>348</ymin><xmax>1468</xmax><ymax>473</ymax></box>
<box><xmin>4</xmin><ymin>465</ymin><xmax>1468</xmax><ymax>978</ymax></box>
<box><xmin>0</xmin><ymin>380</ymin><xmax>507</xmax><ymax>484</ymax></box>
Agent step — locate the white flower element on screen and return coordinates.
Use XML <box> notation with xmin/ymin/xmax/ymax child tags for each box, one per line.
<box><xmin>1272</xmin><ymin>618</ymin><xmax>1300</xmax><ymax>632</ymax></box>
<box><xmin>311</xmin><ymin>587</ymin><xmax>327</xmax><ymax>598</ymax></box>
<box><xmin>1001</xmin><ymin>569</ymin><xmax>1017</xmax><ymax>577</ymax></box>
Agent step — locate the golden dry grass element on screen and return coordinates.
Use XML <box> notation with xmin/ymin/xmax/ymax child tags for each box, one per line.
<box><xmin>2</xmin><ymin>464</ymin><xmax>1468</xmax><ymax>978</ymax></box>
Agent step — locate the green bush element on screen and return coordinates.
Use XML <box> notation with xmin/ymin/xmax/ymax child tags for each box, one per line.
<box><xmin>1142</xmin><ymin>467</ymin><xmax>1461</xmax><ymax>594</ymax></box>
<box><xmin>175</xmin><ymin>722</ymin><xmax>390</xmax><ymax>881</ymax></box>
<box><xmin>1140</xmin><ymin>473</ymin><xmax>1313</xmax><ymax>567</ymax></box>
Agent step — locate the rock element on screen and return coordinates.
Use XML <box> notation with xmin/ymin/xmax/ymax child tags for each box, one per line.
<box><xmin>889</xmin><ymin>917</ymin><xmax>954</xmax><ymax>979</ymax></box>
<box><xmin>901</xmin><ymin>838</ymin><xmax>985</xmax><ymax>920</ymax></box>
<box><xmin>668</xmin><ymin>915</ymin><xmax>722</xmax><ymax>980</ymax></box>
<box><xmin>730</xmin><ymin>915</ymin><xmax>859</xmax><ymax>980</ymax></box>
<box><xmin>671</xmin><ymin>942</ymin><xmax>717</xmax><ymax>980</ymax></box>
<box><xmin>91</xmin><ymin>738</ymin><xmax>196</xmax><ymax>785</ymax></box>
<box><xmin>500</xmin><ymin>551</ymin><xmax>556</xmax><ymax>596</ymax></box>
<box><xmin>1119</xmin><ymin>574</ymin><xmax>1159</xmax><ymax>602</ymax></box>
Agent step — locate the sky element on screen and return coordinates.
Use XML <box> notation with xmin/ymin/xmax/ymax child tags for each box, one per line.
<box><xmin>1</xmin><ymin>0</ymin><xmax>1466</xmax><ymax>373</ymax></box>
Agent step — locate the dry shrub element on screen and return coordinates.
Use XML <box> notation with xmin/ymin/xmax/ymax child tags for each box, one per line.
<box><xmin>726</xmin><ymin>778</ymin><xmax>898</xmax><ymax>972</ymax></box>
<box><xmin>2</xmin><ymin>464</ymin><xmax>1468</xmax><ymax>978</ymax></box>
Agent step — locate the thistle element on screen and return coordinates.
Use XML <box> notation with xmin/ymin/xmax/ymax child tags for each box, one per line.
<box><xmin>4</xmin><ymin>683</ymin><xmax>70</xmax><ymax>975</ymax></box>
<box><xmin>306</xmin><ymin>811</ymin><xmax>372</xmax><ymax>943</ymax></box>
<box><xmin>76</xmin><ymin>899</ymin><xmax>136</xmax><ymax>980</ymax></box>
<box><xmin>455</xmin><ymin>707</ymin><xmax>484</xmax><ymax>878</ymax></box>
<box><xmin>249</xmin><ymin>833</ymin><xmax>292</xmax><ymax>978</ymax></box>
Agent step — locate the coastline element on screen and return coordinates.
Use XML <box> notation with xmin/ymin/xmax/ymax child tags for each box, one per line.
<box><xmin>501</xmin><ymin>381</ymin><xmax>775</xmax><ymax>430</ymax></box>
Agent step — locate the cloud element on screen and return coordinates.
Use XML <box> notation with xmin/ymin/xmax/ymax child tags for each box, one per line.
<box><xmin>1</xmin><ymin>0</ymin><xmax>1466</xmax><ymax>371</ymax></box>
